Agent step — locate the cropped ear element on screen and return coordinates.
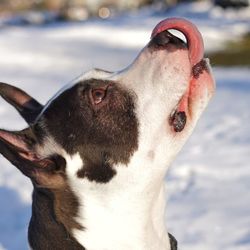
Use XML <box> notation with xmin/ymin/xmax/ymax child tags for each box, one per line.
<box><xmin>0</xmin><ymin>128</ymin><xmax>66</xmax><ymax>188</ymax></box>
<box><xmin>0</xmin><ymin>82</ymin><xmax>43</xmax><ymax>124</ymax></box>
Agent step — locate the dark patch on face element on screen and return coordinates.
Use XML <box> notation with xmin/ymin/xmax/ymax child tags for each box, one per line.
<box><xmin>77</xmin><ymin>152</ymin><xmax>116</xmax><ymax>183</ymax></box>
<box><xmin>148</xmin><ymin>30</ymin><xmax>187</xmax><ymax>53</ymax></box>
<box><xmin>39</xmin><ymin>79</ymin><xmax>139</xmax><ymax>183</ymax></box>
<box><xmin>192</xmin><ymin>59</ymin><xmax>209</xmax><ymax>79</ymax></box>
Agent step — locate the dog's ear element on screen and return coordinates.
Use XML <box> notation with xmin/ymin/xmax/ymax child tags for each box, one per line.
<box><xmin>0</xmin><ymin>128</ymin><xmax>66</xmax><ymax>188</ymax></box>
<box><xmin>0</xmin><ymin>82</ymin><xmax>43</xmax><ymax>124</ymax></box>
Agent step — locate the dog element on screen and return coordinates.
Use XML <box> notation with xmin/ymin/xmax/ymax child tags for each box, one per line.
<box><xmin>0</xmin><ymin>18</ymin><xmax>215</xmax><ymax>250</ymax></box>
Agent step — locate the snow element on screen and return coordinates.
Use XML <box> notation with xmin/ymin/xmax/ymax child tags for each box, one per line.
<box><xmin>167</xmin><ymin>67</ymin><xmax>250</xmax><ymax>250</ymax></box>
<box><xmin>0</xmin><ymin>1</ymin><xmax>250</xmax><ymax>250</ymax></box>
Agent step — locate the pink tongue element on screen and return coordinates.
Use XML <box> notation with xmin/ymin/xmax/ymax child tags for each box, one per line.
<box><xmin>151</xmin><ymin>18</ymin><xmax>204</xmax><ymax>66</ymax></box>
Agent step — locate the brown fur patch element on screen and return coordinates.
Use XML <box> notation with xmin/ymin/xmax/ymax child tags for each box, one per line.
<box><xmin>29</xmin><ymin>185</ymin><xmax>84</xmax><ymax>250</ymax></box>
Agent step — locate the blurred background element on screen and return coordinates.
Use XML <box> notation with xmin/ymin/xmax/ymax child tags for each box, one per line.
<box><xmin>0</xmin><ymin>0</ymin><xmax>250</xmax><ymax>65</ymax></box>
<box><xmin>0</xmin><ymin>0</ymin><xmax>249</xmax><ymax>250</ymax></box>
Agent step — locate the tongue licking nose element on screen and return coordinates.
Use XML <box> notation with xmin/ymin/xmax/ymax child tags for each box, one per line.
<box><xmin>151</xmin><ymin>18</ymin><xmax>214</xmax><ymax>133</ymax></box>
<box><xmin>151</xmin><ymin>18</ymin><xmax>204</xmax><ymax>67</ymax></box>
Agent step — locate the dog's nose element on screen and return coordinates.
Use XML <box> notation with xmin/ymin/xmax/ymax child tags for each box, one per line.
<box><xmin>152</xmin><ymin>30</ymin><xmax>184</xmax><ymax>47</ymax></box>
<box><xmin>151</xmin><ymin>18</ymin><xmax>204</xmax><ymax>66</ymax></box>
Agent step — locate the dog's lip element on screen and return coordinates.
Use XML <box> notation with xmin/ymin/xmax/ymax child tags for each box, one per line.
<box><xmin>170</xmin><ymin>58</ymin><xmax>215</xmax><ymax>131</ymax></box>
<box><xmin>151</xmin><ymin>18</ymin><xmax>204</xmax><ymax>67</ymax></box>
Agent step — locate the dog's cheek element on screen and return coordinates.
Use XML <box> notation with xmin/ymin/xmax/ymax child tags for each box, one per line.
<box><xmin>75</xmin><ymin>90</ymin><xmax>139</xmax><ymax>183</ymax></box>
<box><xmin>97</xmin><ymin>92</ymin><xmax>138</xmax><ymax>156</ymax></box>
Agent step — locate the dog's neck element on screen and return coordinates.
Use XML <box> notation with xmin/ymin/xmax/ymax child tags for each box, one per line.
<box><xmin>75</xmin><ymin>183</ymin><xmax>169</xmax><ymax>250</ymax></box>
<box><xmin>28</xmin><ymin>185</ymin><xmax>173</xmax><ymax>250</ymax></box>
<box><xmin>29</xmin><ymin>183</ymin><xmax>171</xmax><ymax>250</ymax></box>
<box><xmin>61</xmin><ymin>152</ymin><xmax>173</xmax><ymax>250</ymax></box>
<box><xmin>27</xmin><ymin>151</ymin><xmax>176</xmax><ymax>250</ymax></box>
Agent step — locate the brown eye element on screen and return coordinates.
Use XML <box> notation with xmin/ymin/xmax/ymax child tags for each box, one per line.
<box><xmin>91</xmin><ymin>89</ymin><xmax>106</xmax><ymax>105</ymax></box>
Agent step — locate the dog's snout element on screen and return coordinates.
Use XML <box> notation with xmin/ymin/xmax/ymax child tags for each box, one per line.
<box><xmin>152</xmin><ymin>30</ymin><xmax>184</xmax><ymax>47</ymax></box>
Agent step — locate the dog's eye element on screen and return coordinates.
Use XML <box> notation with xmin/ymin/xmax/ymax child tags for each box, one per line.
<box><xmin>91</xmin><ymin>89</ymin><xmax>106</xmax><ymax>105</ymax></box>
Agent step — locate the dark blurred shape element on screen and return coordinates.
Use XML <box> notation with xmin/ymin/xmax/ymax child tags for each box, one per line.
<box><xmin>0</xmin><ymin>0</ymin><xmax>153</xmax><ymax>15</ymax></box>
<box><xmin>1</xmin><ymin>12</ymin><xmax>60</xmax><ymax>26</ymax></box>
<box><xmin>207</xmin><ymin>33</ymin><xmax>250</xmax><ymax>66</ymax></box>
<box><xmin>214</xmin><ymin>0</ymin><xmax>250</xmax><ymax>8</ymax></box>
<box><xmin>0</xmin><ymin>0</ymin><xmax>161</xmax><ymax>23</ymax></box>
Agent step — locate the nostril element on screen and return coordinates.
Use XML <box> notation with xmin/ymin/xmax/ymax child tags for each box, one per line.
<box><xmin>153</xmin><ymin>31</ymin><xmax>170</xmax><ymax>46</ymax></box>
<box><xmin>151</xmin><ymin>18</ymin><xmax>204</xmax><ymax>66</ymax></box>
<box><xmin>152</xmin><ymin>30</ymin><xmax>185</xmax><ymax>47</ymax></box>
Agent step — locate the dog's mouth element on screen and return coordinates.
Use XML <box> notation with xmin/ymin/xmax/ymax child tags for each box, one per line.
<box><xmin>150</xmin><ymin>18</ymin><xmax>215</xmax><ymax>133</ymax></box>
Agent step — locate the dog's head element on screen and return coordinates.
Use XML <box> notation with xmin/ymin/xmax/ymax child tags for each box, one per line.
<box><xmin>0</xmin><ymin>18</ymin><xmax>215</xmax><ymax>190</ymax></box>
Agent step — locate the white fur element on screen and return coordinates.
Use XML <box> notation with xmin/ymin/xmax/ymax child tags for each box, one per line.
<box><xmin>64</xmin><ymin>152</ymin><xmax>170</xmax><ymax>250</ymax></box>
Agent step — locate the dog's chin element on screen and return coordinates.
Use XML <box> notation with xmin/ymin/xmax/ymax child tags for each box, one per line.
<box><xmin>147</xmin><ymin>18</ymin><xmax>215</xmax><ymax>132</ymax></box>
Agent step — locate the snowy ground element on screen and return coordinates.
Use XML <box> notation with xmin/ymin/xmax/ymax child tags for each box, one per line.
<box><xmin>0</xmin><ymin>1</ymin><xmax>250</xmax><ymax>250</ymax></box>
